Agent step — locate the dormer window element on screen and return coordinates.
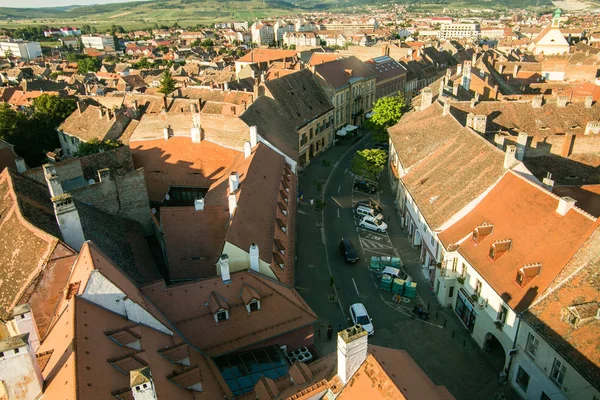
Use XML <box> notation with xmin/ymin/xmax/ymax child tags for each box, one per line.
<box><xmin>248</xmin><ymin>300</ymin><xmax>260</xmax><ymax>312</ymax></box>
<box><xmin>208</xmin><ymin>291</ymin><xmax>229</xmax><ymax>323</ymax></box>
<box><xmin>277</xmin><ymin>218</ymin><xmax>287</xmax><ymax>234</ymax></box>
<box><xmin>241</xmin><ymin>284</ymin><xmax>261</xmax><ymax>313</ymax></box>
<box><xmin>489</xmin><ymin>239</ymin><xmax>511</xmax><ymax>261</ymax></box>
<box><xmin>516</xmin><ymin>263</ymin><xmax>542</xmax><ymax>286</ymax></box>
<box><xmin>472</xmin><ymin>223</ymin><xmax>493</xmax><ymax>244</ymax></box>
<box><xmin>565</xmin><ymin>302</ymin><xmax>599</xmax><ymax>328</ymax></box>
<box><xmin>216</xmin><ymin>310</ymin><xmax>228</xmax><ymax>322</ymax></box>
<box><xmin>279</xmin><ymin>201</ymin><xmax>288</xmax><ymax>216</ymax></box>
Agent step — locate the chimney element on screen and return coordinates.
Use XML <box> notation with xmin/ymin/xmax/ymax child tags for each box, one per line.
<box><xmin>0</xmin><ymin>333</ymin><xmax>44</xmax><ymax>400</ymax></box>
<box><xmin>462</xmin><ymin>61</ymin><xmax>471</xmax><ymax>91</ymax></box>
<box><xmin>512</xmin><ymin>64</ymin><xmax>520</xmax><ymax>78</ymax></box>
<box><xmin>43</xmin><ymin>163</ymin><xmax>63</xmax><ymax>198</ymax></box>
<box><xmin>76</xmin><ymin>101</ymin><xmax>83</xmax><ymax>114</ymax></box>
<box><xmin>442</xmin><ymin>101</ymin><xmax>451</xmax><ymax>116</ymax></box>
<box><xmin>585</xmin><ymin>96</ymin><xmax>593</xmax><ymax>108</ymax></box>
<box><xmin>52</xmin><ymin>194</ymin><xmax>85</xmax><ymax>251</ymax></box>
<box><xmin>556</xmin><ymin>196</ymin><xmax>576</xmax><ymax>216</ymax></box>
<box><xmin>584</xmin><ymin>121</ymin><xmax>600</xmax><ymax>135</ymax></box>
<box><xmin>260</xmin><ymin>72</ymin><xmax>266</xmax><ymax>83</ymax></box>
<box><xmin>503</xmin><ymin>144</ymin><xmax>517</xmax><ymax>169</ymax></box>
<box><xmin>249</xmin><ymin>243</ymin><xmax>259</xmax><ymax>273</ymax></box>
<box><xmin>420</xmin><ymin>87</ymin><xmax>432</xmax><ymax>110</ymax></box>
<box><xmin>494</xmin><ymin>134</ymin><xmax>505</xmax><ymax>150</ymax></box>
<box><xmin>244</xmin><ymin>141</ymin><xmax>252</xmax><ymax>159</ymax></box>
<box><xmin>452</xmin><ymin>84</ymin><xmax>459</xmax><ymax>97</ymax></box>
<box><xmin>191</xmin><ymin>124</ymin><xmax>201</xmax><ymax>143</ymax></box>
<box><xmin>219</xmin><ymin>254</ymin><xmax>231</xmax><ymax>282</ymax></box>
<box><xmin>224</xmin><ymin>81</ymin><xmax>229</xmax><ymax>91</ymax></box>
<box><xmin>456</xmin><ymin>64</ymin><xmax>462</xmax><ymax>76</ymax></box>
<box><xmin>229</xmin><ymin>172</ymin><xmax>240</xmax><ymax>193</ymax></box>
<box><xmin>97</xmin><ymin>168</ymin><xmax>110</xmax><ymax>183</ymax></box>
<box><xmin>10</xmin><ymin>304</ymin><xmax>41</xmax><ymax>352</ymax></box>
<box><xmin>162</xmin><ymin>95</ymin><xmax>168</xmax><ymax>110</ymax></box>
<box><xmin>98</xmin><ymin>107</ymin><xmax>104</xmax><ymax>118</ymax></box>
<box><xmin>242</xmin><ymin>100</ymin><xmax>247</xmax><ymax>110</ymax></box>
<box><xmin>228</xmin><ymin>193</ymin><xmax>237</xmax><ymax>217</ymax></box>
<box><xmin>516</xmin><ymin>132</ymin><xmax>528</xmax><ymax>161</ymax></box>
<box><xmin>470</xmin><ymin>98</ymin><xmax>476</xmax><ymax>108</ymax></box>
<box><xmin>163</xmin><ymin>125</ymin><xmax>169</xmax><ymax>141</ymax></box>
<box><xmin>532</xmin><ymin>95</ymin><xmax>543</xmax><ymax>108</ymax></box>
<box><xmin>542</xmin><ymin>172</ymin><xmax>554</xmax><ymax>191</ymax></box>
<box><xmin>14</xmin><ymin>157</ymin><xmax>27</xmax><ymax>173</ymax></box>
<box><xmin>498</xmin><ymin>64</ymin><xmax>505</xmax><ymax>74</ymax></box>
<box><xmin>472</xmin><ymin>115</ymin><xmax>487</xmax><ymax>134</ymax></box>
<box><xmin>250</xmin><ymin>126</ymin><xmax>258</xmax><ymax>147</ymax></box>
<box><xmin>130</xmin><ymin>367</ymin><xmax>158</xmax><ymax>400</ymax></box>
<box><xmin>556</xmin><ymin>96</ymin><xmax>568</xmax><ymax>108</ymax></box>
<box><xmin>194</xmin><ymin>198</ymin><xmax>204</xmax><ymax>211</ymax></box>
<box><xmin>337</xmin><ymin>325</ymin><xmax>368</xmax><ymax>385</ymax></box>
<box><xmin>466</xmin><ymin>113</ymin><xmax>475</xmax><ymax>128</ymax></box>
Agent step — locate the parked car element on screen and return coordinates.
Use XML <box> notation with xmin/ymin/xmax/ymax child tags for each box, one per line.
<box><xmin>339</xmin><ymin>238</ymin><xmax>359</xmax><ymax>263</ymax></box>
<box><xmin>359</xmin><ymin>215</ymin><xmax>388</xmax><ymax>232</ymax></box>
<box><xmin>354</xmin><ymin>179</ymin><xmax>378</xmax><ymax>194</ymax></box>
<box><xmin>355</xmin><ymin>204</ymin><xmax>383</xmax><ymax>220</ymax></box>
<box><xmin>376</xmin><ymin>266</ymin><xmax>412</xmax><ymax>282</ymax></box>
<box><xmin>349</xmin><ymin>303</ymin><xmax>374</xmax><ymax>335</ymax></box>
<box><xmin>356</xmin><ymin>199</ymin><xmax>383</xmax><ymax>214</ymax></box>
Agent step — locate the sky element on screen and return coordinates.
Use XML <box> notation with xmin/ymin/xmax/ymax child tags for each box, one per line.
<box><xmin>0</xmin><ymin>0</ymin><xmax>143</xmax><ymax>7</ymax></box>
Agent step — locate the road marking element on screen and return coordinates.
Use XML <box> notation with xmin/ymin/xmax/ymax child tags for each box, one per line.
<box><xmin>298</xmin><ymin>210</ymin><xmax>307</xmax><ymax>215</ymax></box>
<box><xmin>337</xmin><ymin>208</ymin><xmax>340</xmax><ymax>218</ymax></box>
<box><xmin>352</xmin><ymin>278</ymin><xmax>360</xmax><ymax>295</ymax></box>
<box><xmin>330</xmin><ymin>196</ymin><xmax>342</xmax><ymax>208</ymax></box>
<box><xmin>337</xmin><ymin>185</ymin><xmax>341</xmax><ymax>193</ymax></box>
<box><xmin>362</xmin><ymin>248</ymin><xmax>398</xmax><ymax>257</ymax></box>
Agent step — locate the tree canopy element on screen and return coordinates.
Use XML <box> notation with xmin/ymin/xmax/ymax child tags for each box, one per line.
<box><xmin>158</xmin><ymin>70</ymin><xmax>177</xmax><ymax>95</ymax></box>
<box><xmin>366</xmin><ymin>94</ymin><xmax>406</xmax><ymax>143</ymax></box>
<box><xmin>75</xmin><ymin>138</ymin><xmax>123</xmax><ymax>157</ymax></box>
<box><xmin>350</xmin><ymin>148</ymin><xmax>388</xmax><ymax>181</ymax></box>
<box><xmin>77</xmin><ymin>56</ymin><xmax>101</xmax><ymax>74</ymax></box>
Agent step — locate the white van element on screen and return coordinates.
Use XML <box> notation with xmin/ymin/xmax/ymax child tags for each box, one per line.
<box><xmin>355</xmin><ymin>205</ymin><xmax>383</xmax><ymax>220</ymax></box>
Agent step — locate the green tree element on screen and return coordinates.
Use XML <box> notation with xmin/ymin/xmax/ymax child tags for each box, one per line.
<box><xmin>32</xmin><ymin>94</ymin><xmax>77</xmax><ymax>127</ymax></box>
<box><xmin>350</xmin><ymin>149</ymin><xmax>388</xmax><ymax>181</ymax></box>
<box><xmin>77</xmin><ymin>56</ymin><xmax>101</xmax><ymax>74</ymax></box>
<box><xmin>158</xmin><ymin>70</ymin><xmax>176</xmax><ymax>95</ymax></box>
<box><xmin>370</xmin><ymin>94</ymin><xmax>406</xmax><ymax>128</ymax></box>
<box><xmin>75</xmin><ymin>138</ymin><xmax>123</xmax><ymax>157</ymax></box>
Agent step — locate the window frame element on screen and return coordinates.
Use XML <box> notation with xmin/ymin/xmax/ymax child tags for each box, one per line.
<box><xmin>550</xmin><ymin>358</ymin><xmax>566</xmax><ymax>386</ymax></box>
<box><xmin>525</xmin><ymin>333</ymin><xmax>538</xmax><ymax>357</ymax></box>
<box><xmin>516</xmin><ymin>366</ymin><xmax>530</xmax><ymax>392</ymax></box>
<box><xmin>216</xmin><ymin>310</ymin><xmax>228</xmax><ymax>322</ymax></box>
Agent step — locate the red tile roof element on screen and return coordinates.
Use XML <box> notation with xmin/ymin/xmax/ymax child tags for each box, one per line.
<box><xmin>237</xmin><ymin>49</ymin><xmax>298</xmax><ymax>63</ymax></box>
<box><xmin>438</xmin><ymin>171</ymin><xmax>598</xmax><ymax>312</ymax></box>
<box><xmin>142</xmin><ymin>270</ymin><xmax>317</xmax><ymax>357</ymax></box>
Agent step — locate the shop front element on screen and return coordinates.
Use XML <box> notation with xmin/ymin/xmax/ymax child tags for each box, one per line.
<box><xmin>455</xmin><ymin>288</ymin><xmax>477</xmax><ymax>333</ymax></box>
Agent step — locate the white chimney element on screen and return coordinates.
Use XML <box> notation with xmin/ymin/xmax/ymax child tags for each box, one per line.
<box><xmin>0</xmin><ymin>333</ymin><xmax>44</xmax><ymax>400</ymax></box>
<box><xmin>43</xmin><ymin>163</ymin><xmax>63</xmax><ymax>198</ymax></box>
<box><xmin>556</xmin><ymin>196</ymin><xmax>576</xmax><ymax>216</ymax></box>
<box><xmin>194</xmin><ymin>198</ymin><xmax>205</xmax><ymax>211</ymax></box>
<box><xmin>244</xmin><ymin>141</ymin><xmax>252</xmax><ymax>159</ymax></box>
<box><xmin>532</xmin><ymin>95</ymin><xmax>543</xmax><ymax>108</ymax></box>
<box><xmin>130</xmin><ymin>367</ymin><xmax>158</xmax><ymax>400</ymax></box>
<box><xmin>224</xmin><ymin>81</ymin><xmax>229</xmax><ymax>91</ymax></box>
<box><xmin>14</xmin><ymin>158</ymin><xmax>27</xmax><ymax>173</ymax></box>
<box><xmin>228</xmin><ymin>194</ymin><xmax>237</xmax><ymax>217</ymax></box>
<box><xmin>584</xmin><ymin>96</ymin><xmax>593</xmax><ymax>109</ymax></box>
<box><xmin>584</xmin><ymin>121</ymin><xmax>600</xmax><ymax>135</ymax></box>
<box><xmin>191</xmin><ymin>126</ymin><xmax>201</xmax><ymax>143</ymax></box>
<box><xmin>191</xmin><ymin>108</ymin><xmax>202</xmax><ymax>143</ymax></box>
<box><xmin>52</xmin><ymin>194</ymin><xmax>85</xmax><ymax>251</ymax></box>
<box><xmin>249</xmin><ymin>243</ymin><xmax>259</xmax><ymax>272</ymax></box>
<box><xmin>229</xmin><ymin>172</ymin><xmax>240</xmax><ymax>193</ymax></box>
<box><xmin>516</xmin><ymin>132</ymin><xmax>528</xmax><ymax>161</ymax></box>
<box><xmin>472</xmin><ymin>115</ymin><xmax>487</xmax><ymax>135</ymax></box>
<box><xmin>420</xmin><ymin>87</ymin><xmax>432</xmax><ymax>110</ymax></box>
<box><xmin>250</xmin><ymin>126</ymin><xmax>258</xmax><ymax>147</ymax></box>
<box><xmin>442</xmin><ymin>101</ymin><xmax>451</xmax><ymax>116</ymax></box>
<box><xmin>10</xmin><ymin>304</ymin><xmax>41</xmax><ymax>352</ymax></box>
<box><xmin>219</xmin><ymin>254</ymin><xmax>231</xmax><ymax>282</ymax></box>
<box><xmin>556</xmin><ymin>96</ymin><xmax>568</xmax><ymax>108</ymax></box>
<box><xmin>337</xmin><ymin>325</ymin><xmax>368</xmax><ymax>385</ymax></box>
<box><xmin>542</xmin><ymin>172</ymin><xmax>554</xmax><ymax>191</ymax></box>
<box><xmin>163</xmin><ymin>126</ymin><xmax>169</xmax><ymax>141</ymax></box>
<box><xmin>504</xmin><ymin>145</ymin><xmax>517</xmax><ymax>169</ymax></box>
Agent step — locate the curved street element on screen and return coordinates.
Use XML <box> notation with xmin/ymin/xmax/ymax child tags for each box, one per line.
<box><xmin>295</xmin><ymin>131</ymin><xmax>518</xmax><ymax>400</ymax></box>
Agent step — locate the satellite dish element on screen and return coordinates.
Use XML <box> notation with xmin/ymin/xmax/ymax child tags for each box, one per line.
<box><xmin>88</xmin><ymin>179</ymin><xmax>96</xmax><ymax>185</ymax></box>
<box><xmin>151</xmin><ymin>208</ymin><xmax>157</xmax><ymax>214</ymax></box>
<box><xmin>165</xmin><ymin>194</ymin><xmax>171</xmax><ymax>201</ymax></box>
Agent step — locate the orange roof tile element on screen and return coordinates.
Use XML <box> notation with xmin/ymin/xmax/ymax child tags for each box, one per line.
<box><xmin>438</xmin><ymin>171</ymin><xmax>598</xmax><ymax>312</ymax></box>
<box><xmin>337</xmin><ymin>354</ymin><xmax>406</xmax><ymax>400</ymax></box>
<box><xmin>552</xmin><ymin>185</ymin><xmax>600</xmax><ymax>217</ymax></box>
<box><xmin>237</xmin><ymin>49</ymin><xmax>298</xmax><ymax>63</ymax></box>
<box><xmin>142</xmin><ymin>271</ymin><xmax>317</xmax><ymax>357</ymax></box>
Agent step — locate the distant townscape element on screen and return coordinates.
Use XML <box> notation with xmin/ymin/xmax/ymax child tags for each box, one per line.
<box><xmin>0</xmin><ymin>5</ymin><xmax>598</xmax><ymax>400</ymax></box>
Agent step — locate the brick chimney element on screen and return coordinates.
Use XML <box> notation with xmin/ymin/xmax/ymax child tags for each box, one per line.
<box><xmin>337</xmin><ymin>325</ymin><xmax>368</xmax><ymax>384</ymax></box>
<box><xmin>249</xmin><ymin>243</ymin><xmax>259</xmax><ymax>273</ymax></box>
<box><xmin>219</xmin><ymin>254</ymin><xmax>231</xmax><ymax>282</ymax></box>
<box><xmin>43</xmin><ymin>163</ymin><xmax>63</xmax><ymax>198</ymax></box>
<box><xmin>503</xmin><ymin>145</ymin><xmax>517</xmax><ymax>169</ymax></box>
<box><xmin>556</xmin><ymin>196</ymin><xmax>576</xmax><ymax>216</ymax></box>
<box><xmin>420</xmin><ymin>87</ymin><xmax>432</xmax><ymax>110</ymax></box>
<box><xmin>52</xmin><ymin>193</ymin><xmax>85</xmax><ymax>251</ymax></box>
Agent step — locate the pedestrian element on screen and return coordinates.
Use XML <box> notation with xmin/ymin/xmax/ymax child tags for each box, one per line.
<box><xmin>327</xmin><ymin>325</ymin><xmax>333</xmax><ymax>340</ymax></box>
<box><xmin>310</xmin><ymin>198</ymin><xmax>314</xmax><ymax>206</ymax></box>
<box><xmin>395</xmin><ymin>294</ymin><xmax>401</xmax><ymax>305</ymax></box>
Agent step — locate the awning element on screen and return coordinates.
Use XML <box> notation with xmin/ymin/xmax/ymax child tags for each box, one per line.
<box><xmin>365</xmin><ymin>111</ymin><xmax>374</xmax><ymax>118</ymax></box>
<box><xmin>336</xmin><ymin>127</ymin><xmax>348</xmax><ymax>136</ymax></box>
<box><xmin>346</xmin><ymin>125</ymin><xmax>358</xmax><ymax>131</ymax></box>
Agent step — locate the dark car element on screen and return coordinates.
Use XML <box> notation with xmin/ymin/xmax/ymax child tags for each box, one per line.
<box><xmin>339</xmin><ymin>238</ymin><xmax>359</xmax><ymax>263</ymax></box>
<box><xmin>354</xmin><ymin>179</ymin><xmax>378</xmax><ymax>194</ymax></box>
<box><xmin>356</xmin><ymin>199</ymin><xmax>383</xmax><ymax>214</ymax></box>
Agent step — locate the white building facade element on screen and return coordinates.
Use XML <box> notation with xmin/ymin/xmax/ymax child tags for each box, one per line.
<box><xmin>0</xmin><ymin>40</ymin><xmax>42</xmax><ymax>60</ymax></box>
<box><xmin>81</xmin><ymin>35</ymin><xmax>115</xmax><ymax>50</ymax></box>
<box><xmin>440</xmin><ymin>23</ymin><xmax>480</xmax><ymax>39</ymax></box>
